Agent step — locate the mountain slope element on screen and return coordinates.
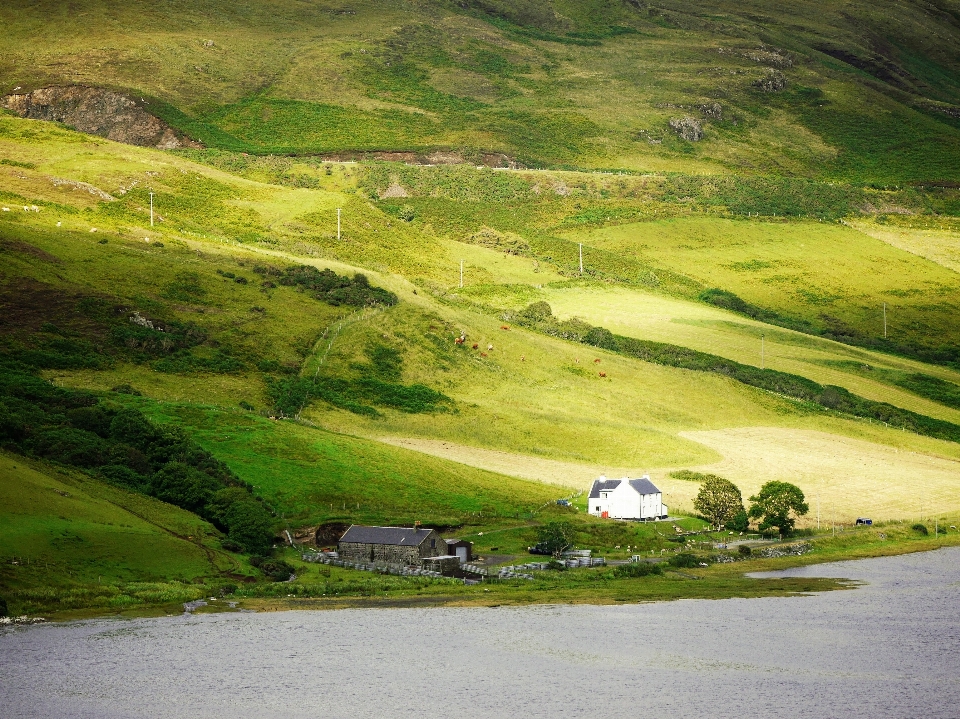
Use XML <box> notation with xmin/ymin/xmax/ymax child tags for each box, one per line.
<box><xmin>2</xmin><ymin>0</ymin><xmax>960</xmax><ymax>178</ymax></box>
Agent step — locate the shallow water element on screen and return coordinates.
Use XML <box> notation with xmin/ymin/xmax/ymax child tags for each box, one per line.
<box><xmin>3</xmin><ymin>548</ymin><xmax>959</xmax><ymax>718</ymax></box>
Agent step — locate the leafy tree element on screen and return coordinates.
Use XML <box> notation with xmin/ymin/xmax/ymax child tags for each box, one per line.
<box><xmin>748</xmin><ymin>481</ymin><xmax>809</xmax><ymax>535</ymax></box>
<box><xmin>692</xmin><ymin>475</ymin><xmax>744</xmax><ymax>529</ymax></box>
<box><xmin>150</xmin><ymin>462</ymin><xmax>217</xmax><ymax>514</ymax></box>
<box><xmin>728</xmin><ymin>508</ymin><xmax>750</xmax><ymax>532</ymax></box>
<box><xmin>0</xmin><ymin>596</ymin><xmax>7</xmax><ymax>618</ymax></box>
<box><xmin>208</xmin><ymin>487</ymin><xmax>275</xmax><ymax>554</ymax></box>
<box><xmin>535</xmin><ymin>521</ymin><xmax>575</xmax><ymax>558</ymax></box>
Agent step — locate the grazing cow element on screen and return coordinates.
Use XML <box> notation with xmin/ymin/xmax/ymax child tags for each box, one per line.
<box><xmin>521</xmin><ymin>355</ymin><xmax>525</xmax><ymax>361</ymax></box>
<box><xmin>599</xmin><ymin>371</ymin><xmax>606</xmax><ymax>377</ymax></box>
<box><xmin>480</xmin><ymin>352</ymin><xmax>488</xmax><ymax>357</ymax></box>
<box><xmin>472</xmin><ymin>343</ymin><xmax>479</xmax><ymax>349</ymax></box>
<box><xmin>501</xmin><ymin>325</ymin><xmax>510</xmax><ymax>330</ymax></box>
<box><xmin>594</xmin><ymin>358</ymin><xmax>601</xmax><ymax>363</ymax></box>
<box><xmin>454</xmin><ymin>337</ymin><xmax>464</xmax><ymax>345</ymax></box>
<box><xmin>487</xmin><ymin>344</ymin><xmax>493</xmax><ymax>351</ymax></box>
<box><xmin>1</xmin><ymin>208</ymin><xmax>9</xmax><ymax>212</ymax></box>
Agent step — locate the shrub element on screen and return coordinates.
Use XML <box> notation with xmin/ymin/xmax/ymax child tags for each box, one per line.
<box><xmin>911</xmin><ymin>523</ymin><xmax>929</xmax><ymax>535</ymax></box>
<box><xmin>239</xmin><ymin>401</ymin><xmax>255</xmax><ymax>411</ymax></box>
<box><xmin>258</xmin><ymin>559</ymin><xmax>295</xmax><ymax>582</ymax></box>
<box><xmin>0</xmin><ymin>596</ymin><xmax>7</xmax><ymax>617</ymax></box>
<box><xmin>110</xmin><ymin>383</ymin><xmax>142</xmax><ymax>396</ymax></box>
<box><xmin>667</xmin><ymin>552</ymin><xmax>701</xmax><ymax>568</ymax></box>
<box><xmin>737</xmin><ymin>544</ymin><xmax>752</xmax><ymax>557</ymax></box>
<box><xmin>614</xmin><ymin>562</ymin><xmax>663</xmax><ymax>578</ymax></box>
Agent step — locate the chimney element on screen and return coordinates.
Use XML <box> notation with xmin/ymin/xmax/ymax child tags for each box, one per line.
<box><xmin>414</xmin><ymin>520</ymin><xmax>421</xmax><ymax>530</ymax></box>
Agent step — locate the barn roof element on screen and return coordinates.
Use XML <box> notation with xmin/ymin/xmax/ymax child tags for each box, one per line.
<box><xmin>339</xmin><ymin>525</ymin><xmax>434</xmax><ymax>546</ymax></box>
<box><xmin>589</xmin><ymin>476</ymin><xmax>661</xmax><ymax>498</ymax></box>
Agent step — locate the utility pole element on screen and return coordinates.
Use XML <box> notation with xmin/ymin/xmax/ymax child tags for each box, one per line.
<box><xmin>579</xmin><ymin>243</ymin><xmax>584</xmax><ymax>275</ymax></box>
<box><xmin>817</xmin><ymin>493</ymin><xmax>820</xmax><ymax>530</ymax></box>
<box><xmin>883</xmin><ymin>302</ymin><xmax>887</xmax><ymax>338</ymax></box>
<box><xmin>149</xmin><ymin>192</ymin><xmax>154</xmax><ymax>227</ymax></box>
<box><xmin>459</xmin><ymin>259</ymin><xmax>464</xmax><ymax>288</ymax></box>
<box><xmin>337</xmin><ymin>208</ymin><xmax>341</xmax><ymax>240</ymax></box>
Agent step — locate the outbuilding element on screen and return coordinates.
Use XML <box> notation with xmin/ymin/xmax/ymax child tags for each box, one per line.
<box><xmin>337</xmin><ymin>525</ymin><xmax>446</xmax><ymax>565</ymax></box>
<box><xmin>588</xmin><ymin>475</ymin><xmax>668</xmax><ymax>520</ymax></box>
<box><xmin>444</xmin><ymin>538</ymin><xmax>473</xmax><ymax>563</ymax></box>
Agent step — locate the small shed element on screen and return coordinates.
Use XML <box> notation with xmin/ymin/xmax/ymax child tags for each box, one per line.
<box><xmin>337</xmin><ymin>525</ymin><xmax>445</xmax><ymax>565</ymax></box>
<box><xmin>444</xmin><ymin>538</ymin><xmax>473</xmax><ymax>563</ymax></box>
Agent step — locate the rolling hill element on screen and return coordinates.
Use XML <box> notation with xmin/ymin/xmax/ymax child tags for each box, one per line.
<box><xmin>2</xmin><ymin>0</ymin><xmax>960</xmax><ymax>617</ymax></box>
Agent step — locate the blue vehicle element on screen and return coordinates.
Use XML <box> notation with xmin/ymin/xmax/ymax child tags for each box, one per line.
<box><xmin>855</xmin><ymin>517</ymin><xmax>873</xmax><ymax>526</ymax></box>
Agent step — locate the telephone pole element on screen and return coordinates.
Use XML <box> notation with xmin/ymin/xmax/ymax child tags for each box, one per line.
<box><xmin>459</xmin><ymin>259</ymin><xmax>464</xmax><ymax>288</ymax></box>
<box><xmin>149</xmin><ymin>192</ymin><xmax>154</xmax><ymax>227</ymax></box>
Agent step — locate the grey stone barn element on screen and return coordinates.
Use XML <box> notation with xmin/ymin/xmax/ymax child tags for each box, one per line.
<box><xmin>338</xmin><ymin>525</ymin><xmax>446</xmax><ymax>565</ymax></box>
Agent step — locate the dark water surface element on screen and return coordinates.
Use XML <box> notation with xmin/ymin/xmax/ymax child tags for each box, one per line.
<box><xmin>2</xmin><ymin>547</ymin><xmax>959</xmax><ymax>718</ymax></box>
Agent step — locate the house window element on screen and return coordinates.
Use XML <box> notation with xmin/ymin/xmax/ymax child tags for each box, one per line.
<box><xmin>431</xmin><ymin>539</ymin><xmax>436</xmax><ymax>548</ymax></box>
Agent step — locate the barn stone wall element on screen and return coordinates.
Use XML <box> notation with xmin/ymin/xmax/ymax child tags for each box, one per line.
<box><xmin>338</xmin><ymin>530</ymin><xmax>446</xmax><ymax>565</ymax></box>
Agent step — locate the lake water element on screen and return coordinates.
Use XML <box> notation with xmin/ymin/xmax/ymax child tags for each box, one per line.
<box><xmin>2</xmin><ymin>547</ymin><xmax>960</xmax><ymax>718</ymax></box>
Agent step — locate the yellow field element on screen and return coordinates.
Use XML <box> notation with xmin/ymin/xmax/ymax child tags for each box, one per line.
<box><xmin>852</xmin><ymin>221</ymin><xmax>960</xmax><ymax>274</ymax></box>
<box><xmin>374</xmin><ymin>427</ymin><xmax>960</xmax><ymax>526</ymax></box>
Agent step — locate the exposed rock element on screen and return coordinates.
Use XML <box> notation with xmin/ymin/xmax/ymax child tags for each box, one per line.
<box><xmin>50</xmin><ymin>178</ymin><xmax>115</xmax><ymax>201</ymax></box>
<box><xmin>697</xmin><ymin>102</ymin><xmax>723</xmax><ymax>120</ymax></box>
<box><xmin>379</xmin><ymin>183</ymin><xmax>410</xmax><ymax>199</ymax></box>
<box><xmin>669</xmin><ymin>116</ymin><xmax>704</xmax><ymax>141</ymax></box>
<box><xmin>1</xmin><ymin>86</ymin><xmax>202</xmax><ymax>149</ymax></box>
<box><xmin>753</xmin><ymin>68</ymin><xmax>787</xmax><ymax>92</ymax></box>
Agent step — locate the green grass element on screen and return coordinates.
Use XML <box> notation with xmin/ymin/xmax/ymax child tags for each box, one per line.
<box><xmin>133</xmin><ymin>398</ymin><xmax>566</xmax><ymax>528</ymax></box>
<box><xmin>0</xmin><ymin>451</ymin><xmax>247</xmax><ymax>615</ymax></box>
<box><xmin>565</xmin><ymin>216</ymin><xmax>960</xmax><ymax>365</ymax></box>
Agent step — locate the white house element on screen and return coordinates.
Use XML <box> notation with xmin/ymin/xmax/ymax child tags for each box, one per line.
<box><xmin>588</xmin><ymin>475</ymin><xmax>667</xmax><ymax>520</ymax></box>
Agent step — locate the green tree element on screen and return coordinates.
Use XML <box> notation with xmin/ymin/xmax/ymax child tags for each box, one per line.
<box><xmin>692</xmin><ymin>475</ymin><xmax>744</xmax><ymax>529</ymax></box>
<box><xmin>536</xmin><ymin>521</ymin><xmax>575</xmax><ymax>558</ymax></box>
<box><xmin>748</xmin><ymin>481</ymin><xmax>809</xmax><ymax>535</ymax></box>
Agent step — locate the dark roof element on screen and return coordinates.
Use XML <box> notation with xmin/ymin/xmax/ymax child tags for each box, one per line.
<box><xmin>339</xmin><ymin>525</ymin><xmax>435</xmax><ymax>546</ymax></box>
<box><xmin>589</xmin><ymin>477</ymin><xmax>661</xmax><ymax>498</ymax></box>
<box><xmin>629</xmin><ymin>478</ymin><xmax>661</xmax><ymax>495</ymax></box>
<box><xmin>589</xmin><ymin>479</ymin><xmax>622</xmax><ymax>499</ymax></box>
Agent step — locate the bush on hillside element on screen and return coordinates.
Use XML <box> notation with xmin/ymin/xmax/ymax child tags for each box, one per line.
<box><xmin>738</xmin><ymin>544</ymin><xmax>752</xmax><ymax>557</ymax></box>
<box><xmin>614</xmin><ymin>562</ymin><xmax>663</xmax><ymax>578</ymax></box>
<box><xmin>668</xmin><ymin>553</ymin><xmax>701</xmax><ymax>569</ymax></box>
<box><xmin>278</xmin><ymin>266</ymin><xmax>398</xmax><ymax>307</ymax></box>
<box><xmin>912</xmin><ymin>523</ymin><xmax>929</xmax><ymax>535</ymax></box>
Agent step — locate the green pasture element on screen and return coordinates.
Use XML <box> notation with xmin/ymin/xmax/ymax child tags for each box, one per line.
<box><xmin>563</xmin><ymin>216</ymin><xmax>960</xmax><ymax>363</ymax></box>
<box><xmin>0</xmin><ymin>451</ymin><xmax>246</xmax><ymax>615</ymax></box>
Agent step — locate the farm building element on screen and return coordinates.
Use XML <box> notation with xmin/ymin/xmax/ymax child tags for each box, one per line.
<box><xmin>337</xmin><ymin>525</ymin><xmax>447</xmax><ymax>564</ymax></box>
<box><xmin>588</xmin><ymin>475</ymin><xmax>668</xmax><ymax>520</ymax></box>
<box><xmin>444</xmin><ymin>538</ymin><xmax>473</xmax><ymax>563</ymax></box>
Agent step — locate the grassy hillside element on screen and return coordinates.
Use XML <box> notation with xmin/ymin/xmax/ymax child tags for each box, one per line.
<box><xmin>0</xmin><ymin>451</ymin><xmax>247</xmax><ymax>615</ymax></box>
<box><xmin>2</xmin><ymin>0</ymin><xmax>960</xmax><ymax>178</ymax></box>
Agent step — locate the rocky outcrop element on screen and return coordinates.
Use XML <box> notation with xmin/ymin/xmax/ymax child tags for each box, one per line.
<box><xmin>753</xmin><ymin>68</ymin><xmax>787</xmax><ymax>92</ymax></box>
<box><xmin>669</xmin><ymin>116</ymin><xmax>704</xmax><ymax>141</ymax></box>
<box><xmin>1</xmin><ymin>86</ymin><xmax>201</xmax><ymax>149</ymax></box>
